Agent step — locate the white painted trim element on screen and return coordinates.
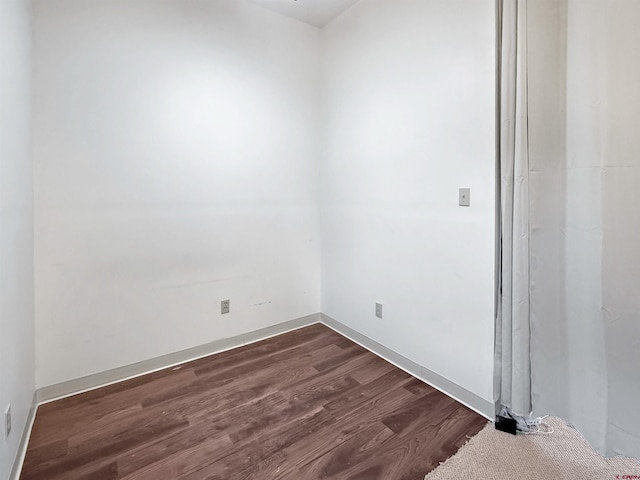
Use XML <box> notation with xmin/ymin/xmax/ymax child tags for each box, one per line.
<box><xmin>12</xmin><ymin>314</ymin><xmax>321</xmax><ymax>480</ymax></box>
<box><xmin>320</xmin><ymin>314</ymin><xmax>495</xmax><ymax>420</ymax></box>
<box><xmin>36</xmin><ymin>313</ymin><xmax>321</xmax><ymax>405</ymax></box>
<box><xmin>10</xmin><ymin>392</ymin><xmax>38</xmax><ymax>480</ymax></box>
<box><xmin>13</xmin><ymin>312</ymin><xmax>493</xmax><ymax>480</ymax></box>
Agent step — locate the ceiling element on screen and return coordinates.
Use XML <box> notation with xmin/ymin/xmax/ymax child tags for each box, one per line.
<box><xmin>248</xmin><ymin>0</ymin><xmax>360</xmax><ymax>28</ymax></box>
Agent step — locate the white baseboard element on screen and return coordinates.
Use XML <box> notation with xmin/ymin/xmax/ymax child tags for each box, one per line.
<box><xmin>37</xmin><ymin>313</ymin><xmax>321</xmax><ymax>405</ymax></box>
<box><xmin>12</xmin><ymin>314</ymin><xmax>321</xmax><ymax>480</ymax></box>
<box><xmin>13</xmin><ymin>311</ymin><xmax>493</xmax><ymax>479</ymax></box>
<box><xmin>10</xmin><ymin>392</ymin><xmax>37</xmax><ymax>480</ymax></box>
<box><xmin>320</xmin><ymin>314</ymin><xmax>495</xmax><ymax>420</ymax></box>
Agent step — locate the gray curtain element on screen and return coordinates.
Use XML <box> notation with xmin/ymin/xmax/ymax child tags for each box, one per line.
<box><xmin>495</xmin><ymin>0</ymin><xmax>531</xmax><ymax>417</ymax></box>
<box><xmin>497</xmin><ymin>0</ymin><xmax>640</xmax><ymax>459</ymax></box>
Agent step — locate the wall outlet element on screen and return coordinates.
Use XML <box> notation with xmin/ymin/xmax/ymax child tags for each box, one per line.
<box><xmin>375</xmin><ymin>302</ymin><xmax>383</xmax><ymax>319</ymax></box>
<box><xmin>221</xmin><ymin>299</ymin><xmax>230</xmax><ymax>315</ymax></box>
<box><xmin>4</xmin><ymin>405</ymin><xmax>11</xmax><ymax>440</ymax></box>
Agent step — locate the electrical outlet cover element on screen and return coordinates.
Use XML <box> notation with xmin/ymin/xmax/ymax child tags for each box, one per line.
<box><xmin>221</xmin><ymin>299</ymin><xmax>230</xmax><ymax>315</ymax></box>
<box><xmin>375</xmin><ymin>302</ymin><xmax>383</xmax><ymax>319</ymax></box>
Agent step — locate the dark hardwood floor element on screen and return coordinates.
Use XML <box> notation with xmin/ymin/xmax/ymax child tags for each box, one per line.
<box><xmin>20</xmin><ymin>323</ymin><xmax>487</xmax><ymax>480</ymax></box>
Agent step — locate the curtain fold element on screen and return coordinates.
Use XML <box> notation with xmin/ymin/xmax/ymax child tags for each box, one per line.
<box><xmin>494</xmin><ymin>0</ymin><xmax>531</xmax><ymax>417</ymax></box>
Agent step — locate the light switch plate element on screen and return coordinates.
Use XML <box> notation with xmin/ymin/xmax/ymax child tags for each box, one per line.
<box><xmin>459</xmin><ymin>188</ymin><xmax>471</xmax><ymax>207</ymax></box>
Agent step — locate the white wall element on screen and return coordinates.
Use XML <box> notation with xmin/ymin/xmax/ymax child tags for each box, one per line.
<box><xmin>320</xmin><ymin>0</ymin><xmax>496</xmax><ymax>402</ymax></box>
<box><xmin>32</xmin><ymin>0</ymin><xmax>497</xmax><ymax>407</ymax></box>
<box><xmin>0</xmin><ymin>0</ymin><xmax>35</xmax><ymax>476</ymax></box>
<box><xmin>32</xmin><ymin>0</ymin><xmax>321</xmax><ymax>388</ymax></box>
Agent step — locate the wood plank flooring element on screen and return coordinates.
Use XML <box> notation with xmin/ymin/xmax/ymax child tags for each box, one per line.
<box><xmin>20</xmin><ymin>323</ymin><xmax>487</xmax><ymax>480</ymax></box>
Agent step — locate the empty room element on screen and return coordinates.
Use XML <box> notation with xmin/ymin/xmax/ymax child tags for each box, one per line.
<box><xmin>1</xmin><ymin>0</ymin><xmax>639</xmax><ymax>478</ymax></box>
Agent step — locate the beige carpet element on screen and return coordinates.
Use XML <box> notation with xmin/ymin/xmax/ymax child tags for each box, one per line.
<box><xmin>425</xmin><ymin>417</ymin><xmax>640</xmax><ymax>480</ymax></box>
